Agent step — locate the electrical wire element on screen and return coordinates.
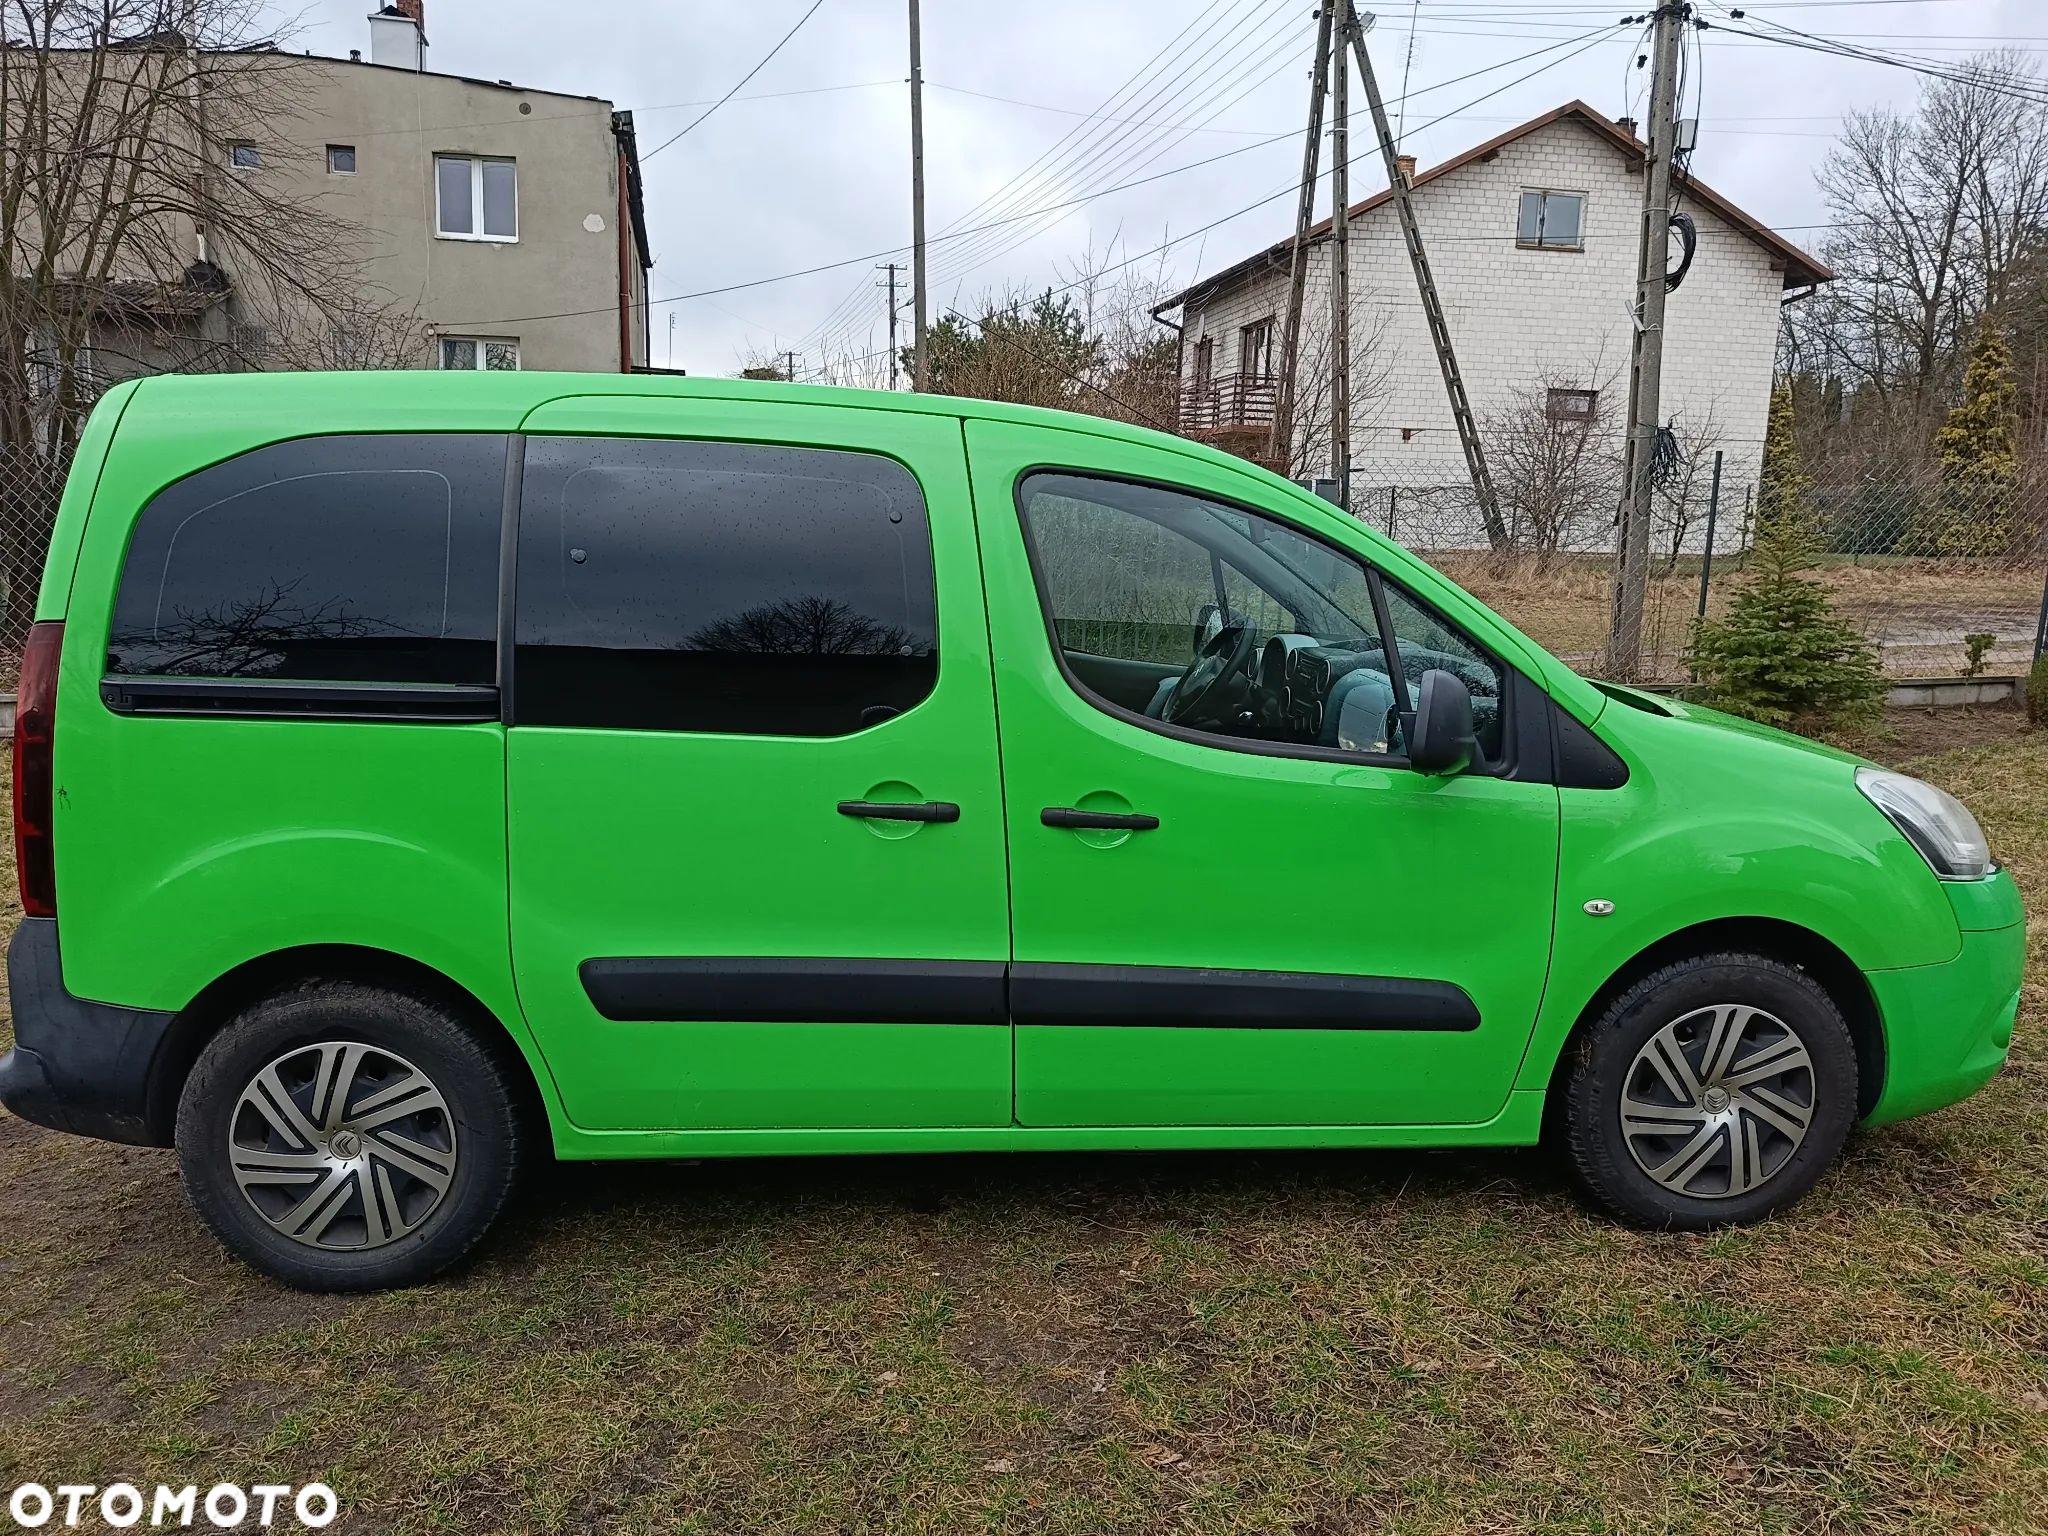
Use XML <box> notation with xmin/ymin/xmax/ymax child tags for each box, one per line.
<box><xmin>451</xmin><ymin>16</ymin><xmax>1641</xmax><ymax>337</ymax></box>
<box><xmin>642</xmin><ymin>0</ymin><xmax>832</xmax><ymax>161</ymax></box>
<box><xmin>803</xmin><ymin>0</ymin><xmax>1275</xmax><ymax>362</ymax></box>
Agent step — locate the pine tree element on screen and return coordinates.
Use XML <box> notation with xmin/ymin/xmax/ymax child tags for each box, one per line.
<box><xmin>1754</xmin><ymin>384</ymin><xmax>1810</xmax><ymax>534</ymax></box>
<box><xmin>1687</xmin><ymin>515</ymin><xmax>1883</xmax><ymax>732</ymax></box>
<box><xmin>1930</xmin><ymin>317</ymin><xmax>2020</xmax><ymax>556</ymax></box>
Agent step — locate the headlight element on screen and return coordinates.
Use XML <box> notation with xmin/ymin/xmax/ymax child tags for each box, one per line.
<box><xmin>1855</xmin><ymin>767</ymin><xmax>1992</xmax><ymax>880</ymax></box>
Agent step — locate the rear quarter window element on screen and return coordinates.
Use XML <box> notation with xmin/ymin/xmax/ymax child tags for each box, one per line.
<box><xmin>105</xmin><ymin>434</ymin><xmax>506</xmax><ymax>685</ymax></box>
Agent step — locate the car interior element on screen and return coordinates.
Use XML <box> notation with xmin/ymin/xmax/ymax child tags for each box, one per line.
<box><xmin>1029</xmin><ymin>482</ymin><xmax>1502</xmax><ymax>762</ymax></box>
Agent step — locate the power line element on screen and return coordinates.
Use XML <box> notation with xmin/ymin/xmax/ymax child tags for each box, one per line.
<box><xmin>922</xmin><ymin>15</ymin><xmax>1312</xmax><ymax>298</ymax></box>
<box><xmin>642</xmin><ymin>0</ymin><xmax>832</xmax><ymax>162</ymax></box>
<box><xmin>805</xmin><ymin>0</ymin><xmax>1278</xmax><ymax>363</ymax></box>
<box><xmin>813</xmin><ymin>10</ymin><xmax>1632</xmax><ymax>353</ymax></box>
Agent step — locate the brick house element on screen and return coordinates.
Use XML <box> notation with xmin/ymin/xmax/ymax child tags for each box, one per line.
<box><xmin>1156</xmin><ymin>101</ymin><xmax>1830</xmax><ymax>552</ymax></box>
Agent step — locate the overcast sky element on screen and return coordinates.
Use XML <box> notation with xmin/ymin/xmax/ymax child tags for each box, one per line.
<box><xmin>280</xmin><ymin>0</ymin><xmax>2041</xmax><ymax>377</ymax></box>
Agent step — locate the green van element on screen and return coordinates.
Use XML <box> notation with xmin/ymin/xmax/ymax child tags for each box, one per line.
<box><xmin>0</xmin><ymin>372</ymin><xmax>2022</xmax><ymax>1290</ymax></box>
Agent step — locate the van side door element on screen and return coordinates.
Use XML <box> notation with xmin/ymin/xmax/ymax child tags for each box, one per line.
<box><xmin>506</xmin><ymin>398</ymin><xmax>1011</xmax><ymax>1132</ymax></box>
<box><xmin>968</xmin><ymin>419</ymin><xmax>1561</xmax><ymax>1129</ymax></box>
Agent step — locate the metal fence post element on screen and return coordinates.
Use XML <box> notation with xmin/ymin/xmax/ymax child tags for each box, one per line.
<box><xmin>1387</xmin><ymin>485</ymin><xmax>1397</xmax><ymax>542</ymax></box>
<box><xmin>2033</xmin><ymin>555</ymin><xmax>2048</xmax><ymax>664</ymax></box>
<box><xmin>1696</xmin><ymin>449</ymin><xmax>1723</xmax><ymax>621</ymax></box>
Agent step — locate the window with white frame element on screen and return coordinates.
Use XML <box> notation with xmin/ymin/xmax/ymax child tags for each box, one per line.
<box><xmin>435</xmin><ymin>155</ymin><xmax>517</xmax><ymax>241</ymax></box>
<box><xmin>1516</xmin><ymin>188</ymin><xmax>1584</xmax><ymax>250</ymax></box>
<box><xmin>228</xmin><ymin>141</ymin><xmax>260</xmax><ymax>170</ymax></box>
<box><xmin>439</xmin><ymin>336</ymin><xmax>520</xmax><ymax>371</ymax></box>
<box><xmin>327</xmin><ymin>144</ymin><xmax>357</xmax><ymax>174</ymax></box>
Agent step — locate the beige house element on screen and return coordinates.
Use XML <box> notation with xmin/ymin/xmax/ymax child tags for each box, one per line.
<box><xmin>88</xmin><ymin>1</ymin><xmax>652</xmax><ymax>378</ymax></box>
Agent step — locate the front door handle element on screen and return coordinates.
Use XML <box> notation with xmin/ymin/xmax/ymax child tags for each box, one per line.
<box><xmin>1041</xmin><ymin>807</ymin><xmax>1160</xmax><ymax>832</ymax></box>
<box><xmin>838</xmin><ymin>799</ymin><xmax>960</xmax><ymax>823</ymax></box>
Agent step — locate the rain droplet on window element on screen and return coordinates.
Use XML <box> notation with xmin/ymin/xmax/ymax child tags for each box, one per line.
<box><xmin>569</xmin><ymin>547</ymin><xmax>588</xmax><ymax>564</ymax></box>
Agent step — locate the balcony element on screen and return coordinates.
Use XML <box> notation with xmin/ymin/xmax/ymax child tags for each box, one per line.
<box><xmin>1179</xmin><ymin>370</ymin><xmax>1278</xmax><ymax>433</ymax></box>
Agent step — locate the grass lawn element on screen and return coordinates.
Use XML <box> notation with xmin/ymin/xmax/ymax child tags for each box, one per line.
<box><xmin>0</xmin><ymin>719</ymin><xmax>2043</xmax><ymax>1534</ymax></box>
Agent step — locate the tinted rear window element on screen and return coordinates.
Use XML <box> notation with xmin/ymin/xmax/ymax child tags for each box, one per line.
<box><xmin>513</xmin><ymin>436</ymin><xmax>937</xmax><ymax>734</ymax></box>
<box><xmin>106</xmin><ymin>434</ymin><xmax>505</xmax><ymax>685</ymax></box>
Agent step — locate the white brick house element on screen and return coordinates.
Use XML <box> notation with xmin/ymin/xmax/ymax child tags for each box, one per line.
<box><xmin>1159</xmin><ymin>102</ymin><xmax>1830</xmax><ymax>553</ymax></box>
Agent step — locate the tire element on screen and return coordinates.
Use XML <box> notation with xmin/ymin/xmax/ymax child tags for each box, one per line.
<box><xmin>1562</xmin><ymin>952</ymin><xmax>1858</xmax><ymax>1229</ymax></box>
<box><xmin>176</xmin><ymin>981</ymin><xmax>529</xmax><ymax>1291</ymax></box>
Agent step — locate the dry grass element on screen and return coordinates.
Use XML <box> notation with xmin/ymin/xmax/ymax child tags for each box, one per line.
<box><xmin>1432</xmin><ymin>552</ymin><xmax>2046</xmax><ymax>680</ymax></box>
<box><xmin>0</xmin><ymin>733</ymin><xmax>2043</xmax><ymax>1534</ymax></box>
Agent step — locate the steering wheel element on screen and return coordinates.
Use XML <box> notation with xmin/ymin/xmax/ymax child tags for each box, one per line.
<box><xmin>1164</xmin><ymin>619</ymin><xmax>1256</xmax><ymax>726</ymax></box>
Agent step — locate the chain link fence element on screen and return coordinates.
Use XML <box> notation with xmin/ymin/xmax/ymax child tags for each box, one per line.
<box><xmin>0</xmin><ymin>441</ymin><xmax>72</xmax><ymax>690</ymax></box>
<box><xmin>1345</xmin><ymin>457</ymin><xmax>2048</xmax><ymax>685</ymax></box>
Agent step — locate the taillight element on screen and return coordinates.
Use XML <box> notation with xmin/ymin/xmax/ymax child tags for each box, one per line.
<box><xmin>14</xmin><ymin>620</ymin><xmax>62</xmax><ymax>918</ymax></box>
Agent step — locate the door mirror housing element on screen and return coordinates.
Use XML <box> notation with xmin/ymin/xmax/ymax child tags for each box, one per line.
<box><xmin>1405</xmin><ymin>668</ymin><xmax>1477</xmax><ymax>775</ymax></box>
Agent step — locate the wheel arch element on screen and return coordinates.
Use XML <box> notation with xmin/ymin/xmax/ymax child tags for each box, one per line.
<box><xmin>145</xmin><ymin>944</ymin><xmax>552</xmax><ymax>1144</ymax></box>
<box><xmin>1540</xmin><ymin>917</ymin><xmax>1885</xmax><ymax>1122</ymax></box>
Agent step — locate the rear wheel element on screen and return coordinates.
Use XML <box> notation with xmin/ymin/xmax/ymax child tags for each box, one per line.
<box><xmin>176</xmin><ymin>982</ymin><xmax>528</xmax><ymax>1291</ymax></box>
<box><xmin>1562</xmin><ymin>953</ymin><xmax>1858</xmax><ymax>1228</ymax></box>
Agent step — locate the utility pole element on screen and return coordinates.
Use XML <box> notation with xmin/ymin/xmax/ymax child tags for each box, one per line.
<box><xmin>878</xmin><ymin>262</ymin><xmax>902</xmax><ymax>390</ymax></box>
<box><xmin>1270</xmin><ymin>4</ymin><xmax>1334</xmax><ymax>474</ymax></box>
<box><xmin>1609</xmin><ymin>1</ymin><xmax>1687</xmax><ymax>679</ymax></box>
<box><xmin>1346</xmin><ymin>11</ymin><xmax>1503</xmax><ymax>546</ymax></box>
<box><xmin>785</xmin><ymin>349</ymin><xmax>797</xmax><ymax>383</ymax></box>
<box><xmin>1328</xmin><ymin>0</ymin><xmax>1354</xmax><ymax>509</ymax></box>
<box><xmin>908</xmin><ymin>0</ymin><xmax>930</xmax><ymax>391</ymax></box>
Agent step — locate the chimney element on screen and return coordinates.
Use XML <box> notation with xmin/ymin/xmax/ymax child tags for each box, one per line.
<box><xmin>1395</xmin><ymin>153</ymin><xmax>1416</xmax><ymax>185</ymax></box>
<box><xmin>1615</xmin><ymin>115</ymin><xmax>1638</xmax><ymax>140</ymax></box>
<box><xmin>367</xmin><ymin>2</ymin><xmax>425</xmax><ymax>70</ymax></box>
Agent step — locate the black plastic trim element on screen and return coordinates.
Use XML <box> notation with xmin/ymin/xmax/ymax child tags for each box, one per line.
<box><xmin>579</xmin><ymin>956</ymin><xmax>1478</xmax><ymax>1032</ymax></box>
<box><xmin>497</xmin><ymin>431</ymin><xmax>525</xmax><ymax>716</ymax></box>
<box><xmin>1041</xmin><ymin>807</ymin><xmax>1160</xmax><ymax>831</ymax></box>
<box><xmin>99</xmin><ymin>676</ymin><xmax>500</xmax><ymax>722</ymax></box>
<box><xmin>0</xmin><ymin>918</ymin><xmax>175</xmax><ymax>1146</ymax></box>
<box><xmin>837</xmin><ymin>800</ymin><xmax>961</xmax><ymax>823</ymax></box>
<box><xmin>580</xmin><ymin>957</ymin><xmax>1009</xmax><ymax>1024</ymax></box>
<box><xmin>1553</xmin><ymin>701</ymin><xmax>1630</xmax><ymax>789</ymax></box>
<box><xmin>1011</xmin><ymin>962</ymin><xmax>1481</xmax><ymax>1032</ymax></box>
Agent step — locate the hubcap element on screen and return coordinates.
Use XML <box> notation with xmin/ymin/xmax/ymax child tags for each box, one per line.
<box><xmin>227</xmin><ymin>1041</ymin><xmax>459</xmax><ymax>1251</ymax></box>
<box><xmin>1619</xmin><ymin>1003</ymin><xmax>1816</xmax><ymax>1200</ymax></box>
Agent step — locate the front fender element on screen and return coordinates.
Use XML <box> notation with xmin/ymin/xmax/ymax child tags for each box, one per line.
<box><xmin>1514</xmin><ymin>701</ymin><xmax>1961</xmax><ymax>1094</ymax></box>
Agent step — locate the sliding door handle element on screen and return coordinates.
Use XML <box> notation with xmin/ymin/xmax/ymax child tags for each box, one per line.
<box><xmin>838</xmin><ymin>799</ymin><xmax>961</xmax><ymax>823</ymax></box>
<box><xmin>1041</xmin><ymin>807</ymin><xmax>1159</xmax><ymax>832</ymax></box>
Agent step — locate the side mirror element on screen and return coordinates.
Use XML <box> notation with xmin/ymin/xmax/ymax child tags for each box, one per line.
<box><xmin>1405</xmin><ymin>668</ymin><xmax>1477</xmax><ymax>776</ymax></box>
<box><xmin>1192</xmin><ymin>603</ymin><xmax>1224</xmax><ymax>655</ymax></box>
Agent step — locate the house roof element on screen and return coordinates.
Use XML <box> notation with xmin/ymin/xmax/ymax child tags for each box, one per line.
<box><xmin>1161</xmin><ymin>100</ymin><xmax>1831</xmax><ymax>311</ymax></box>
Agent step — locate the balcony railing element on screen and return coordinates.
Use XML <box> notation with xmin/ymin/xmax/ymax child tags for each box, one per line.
<box><xmin>1179</xmin><ymin>370</ymin><xmax>1278</xmax><ymax>435</ymax></box>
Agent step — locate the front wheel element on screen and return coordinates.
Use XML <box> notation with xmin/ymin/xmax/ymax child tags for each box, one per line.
<box><xmin>1562</xmin><ymin>953</ymin><xmax>1859</xmax><ymax>1228</ymax></box>
<box><xmin>176</xmin><ymin>982</ymin><xmax>529</xmax><ymax>1291</ymax></box>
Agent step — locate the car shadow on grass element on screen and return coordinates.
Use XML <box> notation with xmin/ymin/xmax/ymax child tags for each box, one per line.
<box><xmin>492</xmin><ymin>1140</ymin><xmax>1578</xmax><ymax>1257</ymax></box>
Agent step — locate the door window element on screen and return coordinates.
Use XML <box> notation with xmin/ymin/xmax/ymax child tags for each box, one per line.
<box><xmin>1018</xmin><ymin>472</ymin><xmax>1402</xmax><ymax>757</ymax></box>
<box><xmin>105</xmin><ymin>434</ymin><xmax>505</xmax><ymax>685</ymax></box>
<box><xmin>1378</xmin><ymin>580</ymin><xmax>1506</xmax><ymax>761</ymax></box>
<box><xmin>514</xmin><ymin>436</ymin><xmax>938</xmax><ymax>736</ymax></box>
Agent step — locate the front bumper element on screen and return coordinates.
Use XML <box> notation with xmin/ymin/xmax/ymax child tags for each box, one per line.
<box><xmin>0</xmin><ymin>917</ymin><xmax>176</xmax><ymax>1146</ymax></box>
<box><xmin>1862</xmin><ymin>867</ymin><xmax>2025</xmax><ymax>1126</ymax></box>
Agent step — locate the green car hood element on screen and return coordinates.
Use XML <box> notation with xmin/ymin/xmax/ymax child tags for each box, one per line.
<box><xmin>1590</xmin><ymin>681</ymin><xmax>1866</xmax><ymax>768</ymax></box>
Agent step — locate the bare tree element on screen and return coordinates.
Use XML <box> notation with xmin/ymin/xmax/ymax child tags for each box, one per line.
<box><xmin>1789</xmin><ymin>50</ymin><xmax>2048</xmax><ymax>453</ymax></box>
<box><xmin>1</xmin><ymin>0</ymin><xmax>423</xmax><ymax>641</ymax></box>
<box><xmin>1482</xmin><ymin>367</ymin><xmax>1624</xmax><ymax>565</ymax></box>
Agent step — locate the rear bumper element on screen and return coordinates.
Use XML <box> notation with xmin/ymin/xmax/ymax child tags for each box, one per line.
<box><xmin>1863</xmin><ymin>869</ymin><xmax>2025</xmax><ymax>1126</ymax></box>
<box><xmin>0</xmin><ymin>917</ymin><xmax>175</xmax><ymax>1146</ymax></box>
